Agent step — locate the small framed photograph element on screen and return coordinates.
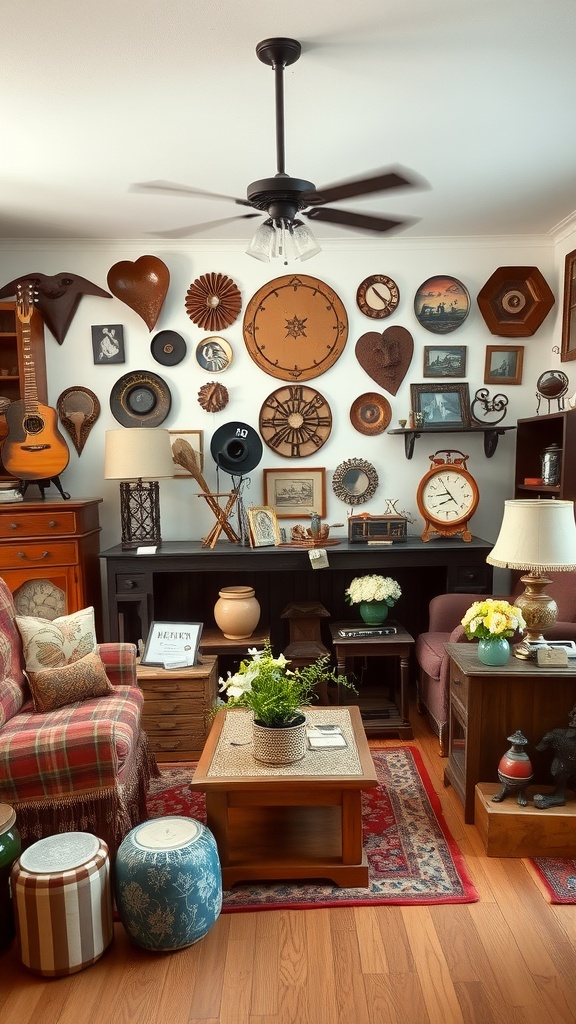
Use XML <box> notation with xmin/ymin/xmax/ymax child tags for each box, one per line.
<box><xmin>263</xmin><ymin>466</ymin><xmax>326</xmax><ymax>519</ymax></box>
<box><xmin>423</xmin><ymin>345</ymin><xmax>466</xmax><ymax>378</ymax></box>
<box><xmin>141</xmin><ymin>621</ymin><xmax>203</xmax><ymax>668</ymax></box>
<box><xmin>247</xmin><ymin>505</ymin><xmax>282</xmax><ymax>548</ymax></box>
<box><xmin>484</xmin><ymin>346</ymin><xmax>524</xmax><ymax>385</ymax></box>
<box><xmin>561</xmin><ymin>249</ymin><xmax>576</xmax><ymax>362</ymax></box>
<box><xmin>169</xmin><ymin>430</ymin><xmax>204</xmax><ymax>476</ymax></box>
<box><xmin>91</xmin><ymin>324</ymin><xmax>125</xmax><ymax>364</ymax></box>
<box><xmin>410</xmin><ymin>382</ymin><xmax>470</xmax><ymax>427</ymax></box>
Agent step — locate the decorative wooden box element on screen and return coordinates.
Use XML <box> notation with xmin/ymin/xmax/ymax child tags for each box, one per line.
<box><xmin>348</xmin><ymin>512</ymin><xmax>408</xmax><ymax>544</ymax></box>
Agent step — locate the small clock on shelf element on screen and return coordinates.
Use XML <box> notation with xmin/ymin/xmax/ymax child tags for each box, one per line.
<box><xmin>416</xmin><ymin>449</ymin><xmax>479</xmax><ymax>542</ymax></box>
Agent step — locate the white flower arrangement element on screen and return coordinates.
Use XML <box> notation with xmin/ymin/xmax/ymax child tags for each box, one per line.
<box><xmin>461</xmin><ymin>599</ymin><xmax>526</xmax><ymax>641</ymax></box>
<box><xmin>345</xmin><ymin>574</ymin><xmax>402</xmax><ymax>606</ymax></box>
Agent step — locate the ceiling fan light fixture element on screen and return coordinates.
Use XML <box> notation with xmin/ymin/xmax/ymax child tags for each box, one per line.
<box><xmin>246</xmin><ymin>218</ymin><xmax>321</xmax><ymax>265</ymax></box>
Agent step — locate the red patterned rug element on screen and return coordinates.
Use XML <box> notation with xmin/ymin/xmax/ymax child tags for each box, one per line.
<box><xmin>146</xmin><ymin>746</ymin><xmax>478</xmax><ymax>911</ymax></box>
<box><xmin>531</xmin><ymin>859</ymin><xmax>576</xmax><ymax>903</ymax></box>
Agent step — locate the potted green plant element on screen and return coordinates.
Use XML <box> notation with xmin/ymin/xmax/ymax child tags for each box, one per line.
<box><xmin>218</xmin><ymin>641</ymin><xmax>355</xmax><ymax>764</ymax></box>
<box><xmin>345</xmin><ymin>574</ymin><xmax>402</xmax><ymax>625</ymax></box>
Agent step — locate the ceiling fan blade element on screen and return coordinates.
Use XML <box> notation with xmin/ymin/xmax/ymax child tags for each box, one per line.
<box><xmin>131</xmin><ymin>180</ymin><xmax>253</xmax><ymax>208</ymax></box>
<box><xmin>305</xmin><ymin>167</ymin><xmax>421</xmax><ymax>206</ymax></box>
<box><xmin>149</xmin><ymin>214</ymin><xmax>261</xmax><ymax>238</ymax></box>
<box><xmin>305</xmin><ymin>206</ymin><xmax>411</xmax><ymax>234</ymax></box>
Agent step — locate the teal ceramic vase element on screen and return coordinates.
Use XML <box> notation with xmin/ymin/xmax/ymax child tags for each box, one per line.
<box><xmin>359</xmin><ymin>600</ymin><xmax>389</xmax><ymax>626</ymax></box>
<box><xmin>477</xmin><ymin>637</ymin><xmax>510</xmax><ymax>666</ymax></box>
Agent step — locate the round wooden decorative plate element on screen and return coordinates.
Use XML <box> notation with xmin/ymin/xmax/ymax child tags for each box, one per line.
<box><xmin>350</xmin><ymin>392</ymin><xmax>391</xmax><ymax>435</ymax></box>
<box><xmin>259</xmin><ymin>385</ymin><xmax>332</xmax><ymax>458</ymax></box>
<box><xmin>243</xmin><ymin>274</ymin><xmax>348</xmax><ymax>381</ymax></box>
<box><xmin>185</xmin><ymin>273</ymin><xmax>241</xmax><ymax>332</ymax></box>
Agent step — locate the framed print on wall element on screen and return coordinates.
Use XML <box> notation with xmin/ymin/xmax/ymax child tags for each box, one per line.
<box><xmin>91</xmin><ymin>324</ymin><xmax>125</xmax><ymax>364</ymax></box>
<box><xmin>484</xmin><ymin>346</ymin><xmax>524</xmax><ymax>385</ymax></box>
<box><xmin>263</xmin><ymin>467</ymin><xmax>326</xmax><ymax>519</ymax></box>
<box><xmin>423</xmin><ymin>345</ymin><xmax>467</xmax><ymax>378</ymax></box>
<box><xmin>168</xmin><ymin>430</ymin><xmax>204</xmax><ymax>476</ymax></box>
<box><xmin>410</xmin><ymin>382</ymin><xmax>470</xmax><ymax>428</ymax></box>
<box><xmin>561</xmin><ymin>249</ymin><xmax>576</xmax><ymax>361</ymax></box>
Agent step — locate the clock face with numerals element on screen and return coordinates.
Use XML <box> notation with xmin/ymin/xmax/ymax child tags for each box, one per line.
<box><xmin>417</xmin><ymin>457</ymin><xmax>479</xmax><ymax>541</ymax></box>
<box><xmin>259</xmin><ymin>385</ymin><xmax>332</xmax><ymax>458</ymax></box>
<box><xmin>356</xmin><ymin>275</ymin><xmax>400</xmax><ymax>319</ymax></box>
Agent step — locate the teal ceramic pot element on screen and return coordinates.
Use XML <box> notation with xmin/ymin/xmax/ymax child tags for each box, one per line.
<box><xmin>115</xmin><ymin>816</ymin><xmax>222</xmax><ymax>951</ymax></box>
<box><xmin>359</xmin><ymin>600</ymin><xmax>389</xmax><ymax>625</ymax></box>
<box><xmin>0</xmin><ymin>804</ymin><xmax>20</xmax><ymax>952</ymax></box>
<box><xmin>477</xmin><ymin>637</ymin><xmax>510</xmax><ymax>666</ymax></box>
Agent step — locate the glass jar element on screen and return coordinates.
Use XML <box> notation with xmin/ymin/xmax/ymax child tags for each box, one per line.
<box><xmin>541</xmin><ymin>443</ymin><xmax>561</xmax><ymax>485</ymax></box>
<box><xmin>0</xmin><ymin>803</ymin><xmax>21</xmax><ymax>952</ymax></box>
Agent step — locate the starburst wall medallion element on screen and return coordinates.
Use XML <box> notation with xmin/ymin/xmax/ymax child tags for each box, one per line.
<box><xmin>185</xmin><ymin>273</ymin><xmax>242</xmax><ymax>332</ymax></box>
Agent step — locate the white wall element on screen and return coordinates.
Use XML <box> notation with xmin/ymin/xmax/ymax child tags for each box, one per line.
<box><xmin>0</xmin><ymin>232</ymin><xmax>574</xmax><ymax>554</ymax></box>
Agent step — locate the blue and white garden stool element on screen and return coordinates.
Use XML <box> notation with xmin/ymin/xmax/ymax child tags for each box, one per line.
<box><xmin>115</xmin><ymin>816</ymin><xmax>222</xmax><ymax>951</ymax></box>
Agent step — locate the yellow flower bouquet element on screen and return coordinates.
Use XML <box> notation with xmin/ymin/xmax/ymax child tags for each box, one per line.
<box><xmin>461</xmin><ymin>599</ymin><xmax>526</xmax><ymax>641</ymax></box>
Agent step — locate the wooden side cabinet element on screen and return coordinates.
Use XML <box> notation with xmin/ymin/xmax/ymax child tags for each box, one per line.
<box><xmin>137</xmin><ymin>656</ymin><xmax>218</xmax><ymax>761</ymax></box>
<box><xmin>514</xmin><ymin>410</ymin><xmax>576</xmax><ymax>503</ymax></box>
<box><xmin>444</xmin><ymin>643</ymin><xmax>576</xmax><ymax>823</ymax></box>
<box><xmin>0</xmin><ymin>497</ymin><xmax>103</xmax><ymax>634</ymax></box>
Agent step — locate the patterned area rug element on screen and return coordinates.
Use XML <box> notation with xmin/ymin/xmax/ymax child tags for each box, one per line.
<box><xmin>531</xmin><ymin>859</ymin><xmax>576</xmax><ymax>903</ymax></box>
<box><xmin>146</xmin><ymin>746</ymin><xmax>478</xmax><ymax>911</ymax></box>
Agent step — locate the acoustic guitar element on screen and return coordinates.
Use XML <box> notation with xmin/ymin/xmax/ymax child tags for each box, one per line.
<box><xmin>2</xmin><ymin>283</ymin><xmax>70</xmax><ymax>480</ymax></box>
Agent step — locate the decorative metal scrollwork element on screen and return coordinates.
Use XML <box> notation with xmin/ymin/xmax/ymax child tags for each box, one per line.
<box><xmin>470</xmin><ymin>388</ymin><xmax>508</xmax><ymax>426</ymax></box>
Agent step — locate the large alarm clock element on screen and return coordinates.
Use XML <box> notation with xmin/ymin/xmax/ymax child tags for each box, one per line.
<box><xmin>416</xmin><ymin>449</ymin><xmax>479</xmax><ymax>542</ymax></box>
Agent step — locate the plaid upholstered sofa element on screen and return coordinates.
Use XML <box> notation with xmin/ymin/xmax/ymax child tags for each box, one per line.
<box><xmin>0</xmin><ymin>578</ymin><xmax>158</xmax><ymax>854</ymax></box>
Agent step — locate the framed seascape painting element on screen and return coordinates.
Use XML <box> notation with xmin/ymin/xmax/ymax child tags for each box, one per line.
<box><xmin>263</xmin><ymin>467</ymin><xmax>326</xmax><ymax>519</ymax></box>
<box><xmin>423</xmin><ymin>345</ymin><xmax>466</xmax><ymax>378</ymax></box>
<box><xmin>484</xmin><ymin>346</ymin><xmax>524</xmax><ymax>385</ymax></box>
<box><xmin>410</xmin><ymin>382</ymin><xmax>470</xmax><ymax>428</ymax></box>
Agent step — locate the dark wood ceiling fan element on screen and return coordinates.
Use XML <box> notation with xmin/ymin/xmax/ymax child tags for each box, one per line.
<box><xmin>133</xmin><ymin>38</ymin><xmax>423</xmax><ymax>239</ymax></box>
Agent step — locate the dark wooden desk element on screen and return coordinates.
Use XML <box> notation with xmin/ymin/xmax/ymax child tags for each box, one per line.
<box><xmin>330</xmin><ymin>621</ymin><xmax>414</xmax><ymax>739</ymax></box>
<box><xmin>99</xmin><ymin>537</ymin><xmax>493</xmax><ymax>653</ymax></box>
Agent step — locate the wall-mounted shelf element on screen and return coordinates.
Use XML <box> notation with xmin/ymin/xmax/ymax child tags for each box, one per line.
<box><xmin>387</xmin><ymin>425</ymin><xmax>516</xmax><ymax>459</ymax></box>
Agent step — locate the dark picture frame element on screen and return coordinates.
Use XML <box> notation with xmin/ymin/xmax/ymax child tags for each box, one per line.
<box><xmin>91</xmin><ymin>324</ymin><xmax>125</xmax><ymax>364</ymax></box>
<box><xmin>561</xmin><ymin>249</ymin><xmax>576</xmax><ymax>362</ymax></box>
<box><xmin>423</xmin><ymin>345</ymin><xmax>467</xmax><ymax>378</ymax></box>
<box><xmin>484</xmin><ymin>345</ymin><xmax>524</xmax><ymax>385</ymax></box>
<box><xmin>410</xmin><ymin>382</ymin><xmax>470</xmax><ymax>427</ymax></box>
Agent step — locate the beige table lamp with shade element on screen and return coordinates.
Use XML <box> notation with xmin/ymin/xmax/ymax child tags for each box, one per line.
<box><xmin>104</xmin><ymin>428</ymin><xmax>174</xmax><ymax>549</ymax></box>
<box><xmin>487</xmin><ymin>499</ymin><xmax>576</xmax><ymax>659</ymax></box>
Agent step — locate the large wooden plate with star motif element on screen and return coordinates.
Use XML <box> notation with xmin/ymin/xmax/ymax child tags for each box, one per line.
<box><xmin>243</xmin><ymin>274</ymin><xmax>348</xmax><ymax>381</ymax></box>
<box><xmin>259</xmin><ymin>385</ymin><xmax>332</xmax><ymax>458</ymax></box>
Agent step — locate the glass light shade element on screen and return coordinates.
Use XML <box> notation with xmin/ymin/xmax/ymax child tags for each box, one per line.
<box><xmin>291</xmin><ymin>220</ymin><xmax>322</xmax><ymax>261</ymax></box>
<box><xmin>487</xmin><ymin>499</ymin><xmax>576</xmax><ymax>572</ymax></box>
<box><xmin>104</xmin><ymin>428</ymin><xmax>174</xmax><ymax>481</ymax></box>
<box><xmin>245</xmin><ymin>221</ymin><xmax>276</xmax><ymax>262</ymax></box>
<box><xmin>245</xmin><ymin>218</ymin><xmax>321</xmax><ymax>264</ymax></box>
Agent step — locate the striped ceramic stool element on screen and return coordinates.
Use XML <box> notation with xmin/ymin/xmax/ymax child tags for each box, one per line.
<box><xmin>11</xmin><ymin>832</ymin><xmax>113</xmax><ymax>977</ymax></box>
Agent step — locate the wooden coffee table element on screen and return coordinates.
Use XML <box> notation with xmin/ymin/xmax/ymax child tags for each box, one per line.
<box><xmin>190</xmin><ymin>706</ymin><xmax>378</xmax><ymax>888</ymax></box>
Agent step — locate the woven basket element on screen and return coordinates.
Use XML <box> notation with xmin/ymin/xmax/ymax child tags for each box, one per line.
<box><xmin>252</xmin><ymin>714</ymin><xmax>307</xmax><ymax>765</ymax></box>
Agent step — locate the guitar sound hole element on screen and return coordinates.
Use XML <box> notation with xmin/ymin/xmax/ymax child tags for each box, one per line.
<box><xmin>23</xmin><ymin>416</ymin><xmax>45</xmax><ymax>435</ymax></box>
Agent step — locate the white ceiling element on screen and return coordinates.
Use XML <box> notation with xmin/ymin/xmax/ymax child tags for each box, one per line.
<box><xmin>3</xmin><ymin>0</ymin><xmax>576</xmax><ymax>243</ymax></box>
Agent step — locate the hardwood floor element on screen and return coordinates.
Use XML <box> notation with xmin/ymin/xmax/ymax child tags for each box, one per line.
<box><xmin>1</xmin><ymin>705</ymin><xmax>575</xmax><ymax>1024</ymax></box>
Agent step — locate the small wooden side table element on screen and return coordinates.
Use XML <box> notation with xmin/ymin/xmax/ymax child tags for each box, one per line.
<box><xmin>137</xmin><ymin>656</ymin><xmax>218</xmax><ymax>761</ymax></box>
<box><xmin>329</xmin><ymin>621</ymin><xmax>414</xmax><ymax>738</ymax></box>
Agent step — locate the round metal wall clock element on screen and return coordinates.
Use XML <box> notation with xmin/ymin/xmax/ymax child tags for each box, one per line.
<box><xmin>356</xmin><ymin>274</ymin><xmax>400</xmax><ymax>319</ymax></box>
<box><xmin>259</xmin><ymin>385</ymin><xmax>332</xmax><ymax>458</ymax></box>
<box><xmin>243</xmin><ymin>274</ymin><xmax>348</xmax><ymax>381</ymax></box>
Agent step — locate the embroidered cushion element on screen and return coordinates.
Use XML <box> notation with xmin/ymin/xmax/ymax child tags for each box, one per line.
<box><xmin>27</xmin><ymin>650</ymin><xmax>115</xmax><ymax>713</ymax></box>
<box><xmin>16</xmin><ymin>606</ymin><xmax>97</xmax><ymax>673</ymax></box>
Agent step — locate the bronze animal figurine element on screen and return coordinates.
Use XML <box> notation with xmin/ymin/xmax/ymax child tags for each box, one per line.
<box><xmin>533</xmin><ymin>711</ymin><xmax>576</xmax><ymax>809</ymax></box>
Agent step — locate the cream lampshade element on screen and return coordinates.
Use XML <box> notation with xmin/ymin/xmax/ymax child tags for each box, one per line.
<box><xmin>104</xmin><ymin>428</ymin><xmax>174</xmax><ymax>549</ymax></box>
<box><xmin>487</xmin><ymin>499</ymin><xmax>576</xmax><ymax>658</ymax></box>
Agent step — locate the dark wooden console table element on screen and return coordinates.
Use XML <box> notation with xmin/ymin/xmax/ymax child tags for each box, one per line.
<box><xmin>99</xmin><ymin>537</ymin><xmax>493</xmax><ymax>653</ymax></box>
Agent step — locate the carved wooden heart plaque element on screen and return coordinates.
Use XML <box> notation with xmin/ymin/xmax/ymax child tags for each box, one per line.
<box><xmin>355</xmin><ymin>326</ymin><xmax>414</xmax><ymax>395</ymax></box>
<box><xmin>107</xmin><ymin>255</ymin><xmax>170</xmax><ymax>331</ymax></box>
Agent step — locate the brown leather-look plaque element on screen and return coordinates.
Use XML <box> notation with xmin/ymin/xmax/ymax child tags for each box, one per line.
<box><xmin>243</xmin><ymin>274</ymin><xmax>348</xmax><ymax>381</ymax></box>
<box><xmin>355</xmin><ymin>325</ymin><xmax>414</xmax><ymax>395</ymax></box>
<box><xmin>107</xmin><ymin>255</ymin><xmax>169</xmax><ymax>331</ymax></box>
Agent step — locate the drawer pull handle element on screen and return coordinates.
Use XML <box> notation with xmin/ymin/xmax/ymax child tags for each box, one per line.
<box><xmin>8</xmin><ymin>523</ymin><xmax>18</xmax><ymax>530</ymax></box>
<box><xmin>453</xmin><ymin>675</ymin><xmax>461</xmax><ymax>686</ymax></box>
<box><xmin>17</xmin><ymin>550</ymin><xmax>49</xmax><ymax>561</ymax></box>
<box><xmin>123</xmin><ymin>579</ymin><xmax>137</xmax><ymax>590</ymax></box>
<box><xmin>48</xmin><ymin>520</ymin><xmax>57</xmax><ymax>528</ymax></box>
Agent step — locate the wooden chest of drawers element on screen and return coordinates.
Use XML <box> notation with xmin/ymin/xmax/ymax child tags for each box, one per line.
<box><xmin>137</xmin><ymin>656</ymin><xmax>218</xmax><ymax>761</ymax></box>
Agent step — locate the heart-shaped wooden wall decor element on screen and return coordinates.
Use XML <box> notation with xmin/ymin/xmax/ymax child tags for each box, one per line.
<box><xmin>107</xmin><ymin>255</ymin><xmax>170</xmax><ymax>331</ymax></box>
<box><xmin>355</xmin><ymin>326</ymin><xmax>414</xmax><ymax>395</ymax></box>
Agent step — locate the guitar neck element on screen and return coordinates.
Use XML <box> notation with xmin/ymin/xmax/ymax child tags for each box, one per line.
<box><xmin>20</xmin><ymin>320</ymin><xmax>40</xmax><ymax>415</ymax></box>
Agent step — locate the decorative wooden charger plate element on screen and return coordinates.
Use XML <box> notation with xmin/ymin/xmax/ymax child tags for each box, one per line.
<box><xmin>259</xmin><ymin>385</ymin><xmax>332</xmax><ymax>458</ymax></box>
<box><xmin>350</xmin><ymin>392</ymin><xmax>391</xmax><ymax>435</ymax></box>
<box><xmin>243</xmin><ymin>274</ymin><xmax>348</xmax><ymax>381</ymax></box>
<box><xmin>185</xmin><ymin>273</ymin><xmax>241</xmax><ymax>332</ymax></box>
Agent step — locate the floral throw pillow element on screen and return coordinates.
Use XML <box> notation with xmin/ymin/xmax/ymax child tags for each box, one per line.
<box><xmin>15</xmin><ymin>606</ymin><xmax>97</xmax><ymax>674</ymax></box>
<box><xmin>27</xmin><ymin>650</ymin><xmax>114</xmax><ymax>713</ymax></box>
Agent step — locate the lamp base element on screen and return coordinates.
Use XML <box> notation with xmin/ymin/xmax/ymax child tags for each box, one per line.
<box><xmin>513</xmin><ymin>573</ymin><xmax>558</xmax><ymax>660</ymax></box>
<box><xmin>120</xmin><ymin>479</ymin><xmax>162</xmax><ymax>549</ymax></box>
